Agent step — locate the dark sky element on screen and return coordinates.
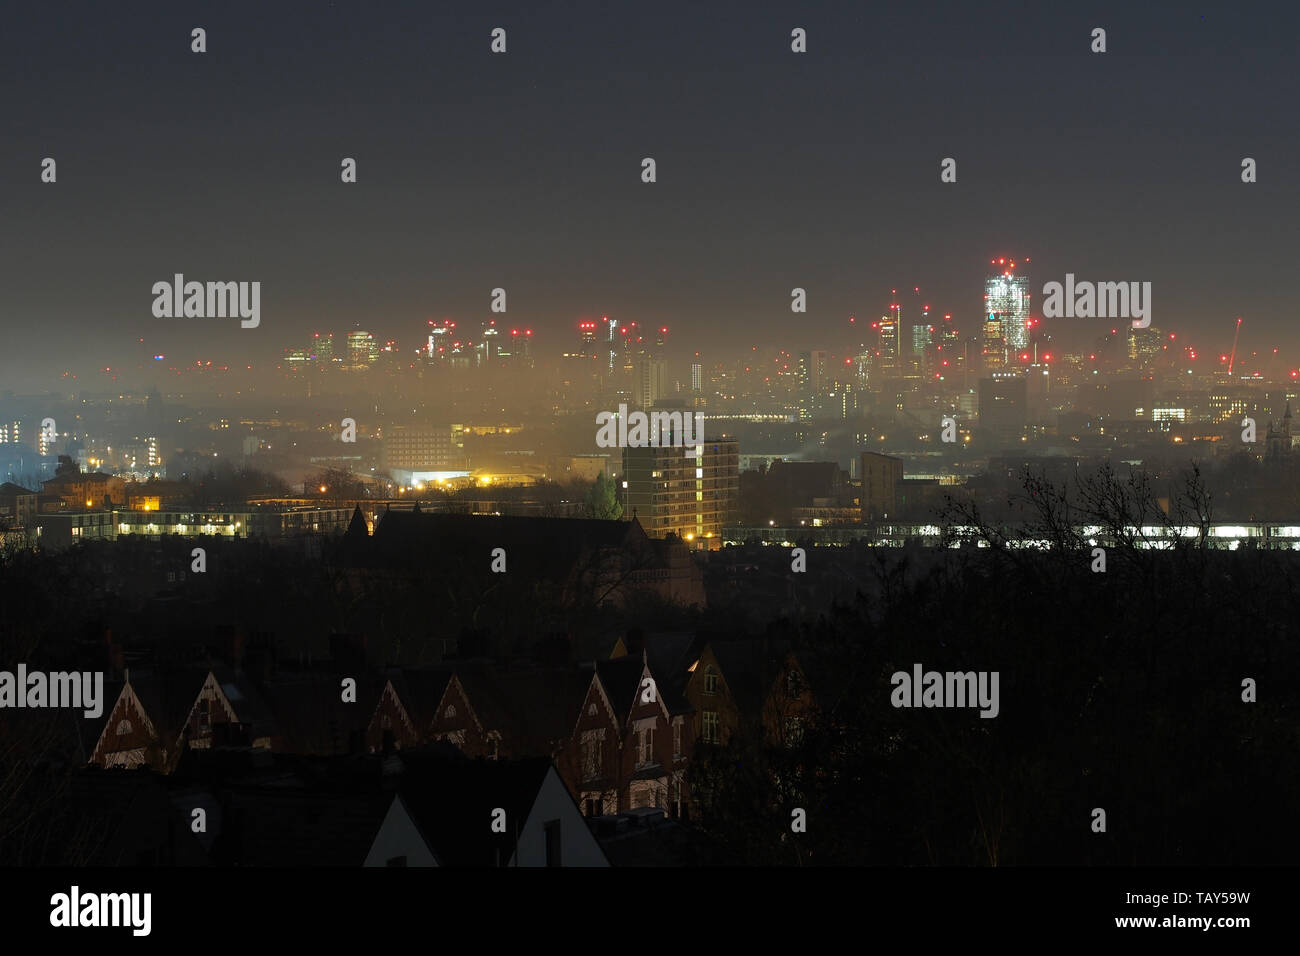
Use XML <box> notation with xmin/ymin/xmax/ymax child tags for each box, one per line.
<box><xmin>2</xmin><ymin>1</ymin><xmax>1297</xmax><ymax>390</ymax></box>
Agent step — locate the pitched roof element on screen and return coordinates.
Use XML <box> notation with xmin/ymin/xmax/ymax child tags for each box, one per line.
<box><xmin>489</xmin><ymin>667</ymin><xmax>589</xmax><ymax>749</ymax></box>
<box><xmin>641</xmin><ymin>632</ymin><xmax>699</xmax><ymax>716</ymax></box>
<box><xmin>211</xmin><ymin>666</ymin><xmax>279</xmax><ymax>739</ymax></box>
<box><xmin>451</xmin><ymin>661</ymin><xmax>514</xmax><ymax>732</ymax></box>
<box><xmin>123</xmin><ymin>667</ymin><xmax>212</xmax><ymax>748</ymax></box>
<box><xmin>386</xmin><ymin>751</ymin><xmax>554</xmax><ymax>866</ymax></box>
<box><xmin>345</xmin><ymin>505</ymin><xmax>369</xmax><ymax>539</ymax></box>
<box><xmin>593</xmin><ymin>656</ymin><xmax>647</xmax><ymax>721</ymax></box>
<box><xmin>708</xmin><ymin>639</ymin><xmax>793</xmax><ymax>717</ymax></box>
<box><xmin>387</xmin><ymin>667</ymin><xmax>454</xmax><ymax>731</ymax></box>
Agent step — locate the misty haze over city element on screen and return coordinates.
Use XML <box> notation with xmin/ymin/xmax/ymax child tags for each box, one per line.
<box><xmin>1</xmin><ymin>0</ymin><xmax>1295</xmax><ymax>938</ymax></box>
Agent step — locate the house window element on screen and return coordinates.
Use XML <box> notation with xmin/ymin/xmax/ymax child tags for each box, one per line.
<box><xmin>116</xmin><ymin>719</ymin><xmax>132</xmax><ymax>736</ymax></box>
<box><xmin>196</xmin><ymin>699</ymin><xmax>211</xmax><ymax>735</ymax></box>
<box><xmin>637</xmin><ymin>726</ymin><xmax>655</xmax><ymax>766</ymax></box>
<box><xmin>544</xmin><ymin>820</ymin><xmax>562</xmax><ymax>867</ymax></box>
<box><xmin>787</xmin><ymin>670</ymin><xmax>803</xmax><ymax>700</ymax></box>
<box><xmin>703</xmin><ymin>666</ymin><xmax>718</xmax><ymax>696</ymax></box>
<box><xmin>445</xmin><ymin>704</ymin><xmax>457</xmax><ymax>718</ymax></box>
<box><xmin>702</xmin><ymin>710</ymin><xmax>720</xmax><ymax>744</ymax></box>
<box><xmin>587</xmin><ymin>703</ymin><xmax>597</xmax><ymax>716</ymax></box>
<box><xmin>673</xmin><ymin>720</ymin><xmax>681</xmax><ymax>758</ymax></box>
<box><xmin>785</xmin><ymin>716</ymin><xmax>804</xmax><ymax>747</ymax></box>
<box><xmin>582</xmin><ymin>737</ymin><xmax>601</xmax><ymax>780</ymax></box>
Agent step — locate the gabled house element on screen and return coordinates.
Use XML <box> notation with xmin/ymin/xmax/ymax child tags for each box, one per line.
<box><xmin>368</xmin><ymin>664</ymin><xmax>511</xmax><ymax>758</ymax></box>
<box><xmin>611</xmin><ymin>631</ymin><xmax>697</xmax><ymax>818</ymax></box>
<box><xmin>364</xmin><ymin>753</ymin><xmax>609</xmax><ymax>867</ymax></box>
<box><xmin>364</xmin><ymin>671</ymin><xmax>430</xmax><ymax>753</ymax></box>
<box><xmin>488</xmin><ymin>667</ymin><xmax>588</xmax><ymax>761</ymax></box>
<box><xmin>87</xmin><ymin>666</ymin><xmax>278</xmax><ymax>771</ymax></box>
<box><xmin>566</xmin><ymin>654</ymin><xmax>676</xmax><ymax>817</ymax></box>
<box><xmin>685</xmin><ymin>639</ymin><xmax>814</xmax><ymax>750</ymax></box>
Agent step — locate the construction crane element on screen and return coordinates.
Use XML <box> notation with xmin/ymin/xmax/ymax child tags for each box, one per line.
<box><xmin>1228</xmin><ymin>317</ymin><xmax>1244</xmax><ymax>376</ymax></box>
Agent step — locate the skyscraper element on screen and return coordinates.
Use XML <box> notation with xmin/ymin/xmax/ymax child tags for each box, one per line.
<box><xmin>427</xmin><ymin>320</ymin><xmax>456</xmax><ymax>360</ymax></box>
<box><xmin>347</xmin><ymin>329</ymin><xmax>379</xmax><ymax>366</ymax></box>
<box><xmin>579</xmin><ymin>321</ymin><xmax>598</xmax><ymax>353</ymax></box>
<box><xmin>985</xmin><ymin>258</ymin><xmax>1031</xmax><ymax>361</ymax></box>
<box><xmin>877</xmin><ymin>312</ymin><xmax>900</xmax><ymax>373</ymax></box>
<box><xmin>478</xmin><ymin>320</ymin><xmax>501</xmax><ymax>363</ymax></box>
<box><xmin>982</xmin><ymin>317</ymin><xmax>1006</xmax><ymax>371</ymax></box>
<box><xmin>634</xmin><ymin>357</ymin><xmax>668</xmax><ymax>407</ymax></box>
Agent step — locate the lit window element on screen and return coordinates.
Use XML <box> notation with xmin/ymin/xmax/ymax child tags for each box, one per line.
<box><xmin>702</xmin><ymin>711</ymin><xmax>720</xmax><ymax>744</ymax></box>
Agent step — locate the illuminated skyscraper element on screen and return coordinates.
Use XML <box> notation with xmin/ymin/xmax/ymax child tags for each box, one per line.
<box><xmin>985</xmin><ymin>258</ymin><xmax>1031</xmax><ymax>359</ymax></box>
<box><xmin>877</xmin><ymin>311</ymin><xmax>900</xmax><ymax>372</ymax></box>
<box><xmin>1128</xmin><ymin>325</ymin><xmax>1163</xmax><ymax>367</ymax></box>
<box><xmin>311</xmin><ymin>332</ymin><xmax>334</xmax><ymax>363</ymax></box>
<box><xmin>347</xmin><ymin>329</ymin><xmax>378</xmax><ymax>366</ymax></box>
<box><xmin>479</xmin><ymin>320</ymin><xmax>501</xmax><ymax>363</ymax></box>
<box><xmin>603</xmin><ymin>315</ymin><xmax>618</xmax><ymax>371</ymax></box>
<box><xmin>427</xmin><ymin>320</ymin><xmax>456</xmax><ymax>360</ymax></box>
<box><xmin>983</xmin><ymin>317</ymin><xmax>1006</xmax><ymax>371</ymax></box>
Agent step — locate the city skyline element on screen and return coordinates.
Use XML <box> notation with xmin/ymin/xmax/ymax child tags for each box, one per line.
<box><xmin>3</xmin><ymin>2</ymin><xmax>1297</xmax><ymax>391</ymax></box>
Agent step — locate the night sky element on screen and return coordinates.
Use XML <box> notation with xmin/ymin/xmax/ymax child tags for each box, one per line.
<box><xmin>2</xmin><ymin>1</ymin><xmax>1296</xmax><ymax>389</ymax></box>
